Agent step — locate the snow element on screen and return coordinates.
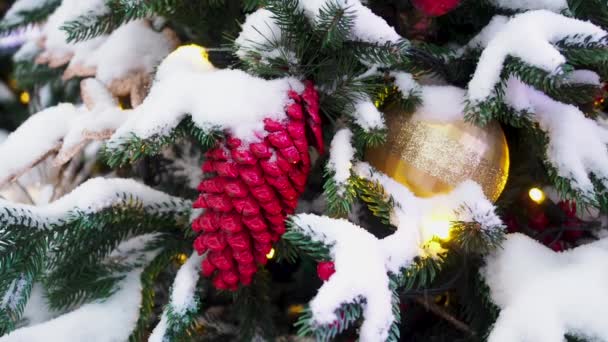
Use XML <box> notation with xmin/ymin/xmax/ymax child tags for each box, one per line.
<box><xmin>0</xmin><ymin>177</ymin><xmax>189</xmax><ymax>226</ymax></box>
<box><xmin>292</xmin><ymin>214</ymin><xmax>395</xmax><ymax>342</ymax></box>
<box><xmin>489</xmin><ymin>0</ymin><xmax>567</xmax><ymax>12</ymax></box>
<box><xmin>71</xmin><ymin>20</ymin><xmax>175</xmax><ymax>84</ymax></box>
<box><xmin>39</xmin><ymin>0</ymin><xmax>108</xmax><ymax>63</ymax></box>
<box><xmin>108</xmin><ymin>45</ymin><xmax>304</xmax><ymax>147</ymax></box>
<box><xmin>504</xmin><ymin>77</ymin><xmax>608</xmax><ymax>194</ymax></box>
<box><xmin>298</xmin><ymin>0</ymin><xmax>402</xmax><ymax>44</ymax></box>
<box><xmin>13</xmin><ymin>40</ymin><xmax>40</xmax><ymax>62</ymax></box>
<box><xmin>412</xmin><ymin>86</ymin><xmax>466</xmax><ymax>123</ymax></box>
<box><xmin>353</xmin><ymin>99</ymin><xmax>385</xmax><ymax>131</ymax></box>
<box><xmin>21</xmin><ymin>285</ymin><xmax>56</xmax><ymax>326</ymax></box>
<box><xmin>4</xmin><ymin>0</ymin><xmax>49</xmax><ymax>23</ymax></box>
<box><xmin>564</xmin><ymin>69</ymin><xmax>600</xmax><ymax>85</ymax></box>
<box><xmin>149</xmin><ymin>253</ymin><xmax>204</xmax><ymax>342</ymax></box>
<box><xmin>168</xmin><ymin>252</ymin><xmax>203</xmax><ymax>316</ymax></box>
<box><xmin>0</xmin><ymin>104</ymin><xmax>79</xmax><ymax>185</ymax></box>
<box><xmin>391</xmin><ymin>71</ymin><xmax>419</xmax><ymax>97</ymax></box>
<box><xmin>467</xmin><ymin>11</ymin><xmax>607</xmax><ymax>103</ymax></box>
<box><xmin>327</xmin><ymin>128</ymin><xmax>354</xmax><ymax>187</ymax></box>
<box><xmin>0</xmin><ymin>82</ymin><xmax>15</xmax><ymax>102</ymax></box>
<box><xmin>235</xmin><ymin>9</ymin><xmax>283</xmax><ymax>61</ymax></box>
<box><xmin>0</xmin><ymin>235</ymin><xmax>160</xmax><ymax>342</ymax></box>
<box><xmin>294</xmin><ymin>163</ymin><xmax>502</xmax><ymax>342</ymax></box>
<box><xmin>483</xmin><ymin>233</ymin><xmax>608</xmax><ymax>342</ymax></box>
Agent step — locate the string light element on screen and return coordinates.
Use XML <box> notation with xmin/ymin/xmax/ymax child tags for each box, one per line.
<box><xmin>421</xmin><ymin>212</ymin><xmax>454</xmax><ymax>243</ymax></box>
<box><xmin>175</xmin><ymin>253</ymin><xmax>188</xmax><ymax>265</ymax></box>
<box><xmin>19</xmin><ymin>91</ymin><xmax>30</xmax><ymax>104</ymax></box>
<box><xmin>528</xmin><ymin>187</ymin><xmax>545</xmax><ymax>204</ymax></box>
<box><xmin>287</xmin><ymin>304</ymin><xmax>305</xmax><ymax>315</ymax></box>
<box><xmin>266</xmin><ymin>248</ymin><xmax>275</xmax><ymax>259</ymax></box>
<box><xmin>171</xmin><ymin>43</ymin><xmax>209</xmax><ymax>62</ymax></box>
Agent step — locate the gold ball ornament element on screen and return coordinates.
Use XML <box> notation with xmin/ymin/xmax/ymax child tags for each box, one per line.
<box><xmin>366</xmin><ymin>105</ymin><xmax>510</xmax><ymax>202</ymax></box>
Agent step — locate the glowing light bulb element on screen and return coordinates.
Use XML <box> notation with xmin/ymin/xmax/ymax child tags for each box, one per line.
<box><xmin>172</xmin><ymin>43</ymin><xmax>209</xmax><ymax>62</ymax></box>
<box><xmin>19</xmin><ymin>91</ymin><xmax>30</xmax><ymax>104</ymax></box>
<box><xmin>422</xmin><ymin>212</ymin><xmax>454</xmax><ymax>243</ymax></box>
<box><xmin>266</xmin><ymin>248</ymin><xmax>275</xmax><ymax>259</ymax></box>
<box><xmin>175</xmin><ymin>253</ymin><xmax>188</xmax><ymax>265</ymax></box>
<box><xmin>528</xmin><ymin>187</ymin><xmax>545</xmax><ymax>204</ymax></box>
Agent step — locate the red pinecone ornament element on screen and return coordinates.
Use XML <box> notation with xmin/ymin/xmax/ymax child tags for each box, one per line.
<box><xmin>193</xmin><ymin>81</ymin><xmax>323</xmax><ymax>290</ymax></box>
<box><xmin>411</xmin><ymin>0</ymin><xmax>460</xmax><ymax>16</ymax></box>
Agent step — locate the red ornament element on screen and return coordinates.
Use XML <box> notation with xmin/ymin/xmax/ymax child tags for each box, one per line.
<box><xmin>411</xmin><ymin>0</ymin><xmax>460</xmax><ymax>16</ymax></box>
<box><xmin>193</xmin><ymin>81</ymin><xmax>323</xmax><ymax>290</ymax></box>
<box><xmin>317</xmin><ymin>261</ymin><xmax>336</xmax><ymax>281</ymax></box>
<box><xmin>529</xmin><ymin>212</ymin><xmax>549</xmax><ymax>231</ymax></box>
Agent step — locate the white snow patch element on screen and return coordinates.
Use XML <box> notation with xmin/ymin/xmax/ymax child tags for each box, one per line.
<box><xmin>0</xmin><ymin>235</ymin><xmax>160</xmax><ymax>342</ymax></box>
<box><xmin>353</xmin><ymin>99</ymin><xmax>385</xmax><ymax>131</ymax></box>
<box><xmin>0</xmin><ymin>104</ymin><xmax>79</xmax><ymax>184</ymax></box>
<box><xmin>109</xmin><ymin>46</ymin><xmax>304</xmax><ymax>145</ymax></box>
<box><xmin>292</xmin><ymin>214</ymin><xmax>396</xmax><ymax>342</ymax></box>
<box><xmin>412</xmin><ymin>86</ymin><xmax>466</xmax><ymax>123</ymax></box>
<box><xmin>0</xmin><ymin>177</ymin><xmax>189</xmax><ymax>226</ymax></box>
<box><xmin>327</xmin><ymin>128</ymin><xmax>354</xmax><ymax>187</ymax></box>
<box><xmin>0</xmin><ymin>82</ymin><xmax>15</xmax><ymax>102</ymax></box>
<box><xmin>235</xmin><ymin>9</ymin><xmax>284</xmax><ymax>61</ymax></box>
<box><xmin>564</xmin><ymin>70</ymin><xmax>600</xmax><ymax>85</ymax></box>
<box><xmin>298</xmin><ymin>0</ymin><xmax>402</xmax><ymax>44</ymax></box>
<box><xmin>390</xmin><ymin>71</ymin><xmax>419</xmax><ymax>96</ymax></box>
<box><xmin>504</xmin><ymin>77</ymin><xmax>608</xmax><ymax>194</ymax></box>
<box><xmin>40</xmin><ymin>0</ymin><xmax>108</xmax><ymax>63</ymax></box>
<box><xmin>149</xmin><ymin>252</ymin><xmax>203</xmax><ymax>342</ymax></box>
<box><xmin>73</xmin><ymin>20</ymin><xmax>175</xmax><ymax>84</ymax></box>
<box><xmin>295</xmin><ymin>163</ymin><xmax>502</xmax><ymax>341</ymax></box>
<box><xmin>169</xmin><ymin>252</ymin><xmax>203</xmax><ymax>316</ymax></box>
<box><xmin>483</xmin><ymin>233</ymin><xmax>608</xmax><ymax>342</ymax></box>
<box><xmin>467</xmin><ymin>11</ymin><xmax>607</xmax><ymax>102</ymax></box>
<box><xmin>489</xmin><ymin>0</ymin><xmax>568</xmax><ymax>12</ymax></box>
<box><xmin>4</xmin><ymin>0</ymin><xmax>49</xmax><ymax>23</ymax></box>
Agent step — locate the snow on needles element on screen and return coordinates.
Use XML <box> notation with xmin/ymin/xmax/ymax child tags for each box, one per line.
<box><xmin>291</xmin><ymin>214</ymin><xmax>396</xmax><ymax>342</ymax></box>
<box><xmin>327</xmin><ymin>128</ymin><xmax>354</xmax><ymax>187</ymax></box>
<box><xmin>0</xmin><ymin>235</ymin><xmax>160</xmax><ymax>342</ymax></box>
<box><xmin>298</xmin><ymin>0</ymin><xmax>402</xmax><ymax>44</ymax></box>
<box><xmin>38</xmin><ymin>0</ymin><xmax>108</xmax><ymax>63</ymax></box>
<box><xmin>109</xmin><ymin>46</ymin><xmax>304</xmax><ymax>146</ymax></box>
<box><xmin>0</xmin><ymin>104</ymin><xmax>79</xmax><ymax>185</ymax></box>
<box><xmin>235</xmin><ymin>9</ymin><xmax>284</xmax><ymax>62</ymax></box>
<box><xmin>4</xmin><ymin>0</ymin><xmax>50</xmax><ymax>23</ymax></box>
<box><xmin>293</xmin><ymin>163</ymin><xmax>503</xmax><ymax>342</ymax></box>
<box><xmin>504</xmin><ymin>77</ymin><xmax>608</xmax><ymax>194</ymax></box>
<box><xmin>483</xmin><ymin>233</ymin><xmax>608</xmax><ymax>342</ymax></box>
<box><xmin>70</xmin><ymin>20</ymin><xmax>176</xmax><ymax>84</ymax></box>
<box><xmin>467</xmin><ymin>10</ymin><xmax>607</xmax><ymax>103</ymax></box>
<box><xmin>353</xmin><ymin>99</ymin><xmax>385</xmax><ymax>131</ymax></box>
<box><xmin>489</xmin><ymin>0</ymin><xmax>567</xmax><ymax>12</ymax></box>
<box><xmin>149</xmin><ymin>253</ymin><xmax>204</xmax><ymax>342</ymax></box>
<box><xmin>0</xmin><ymin>177</ymin><xmax>190</xmax><ymax>226</ymax></box>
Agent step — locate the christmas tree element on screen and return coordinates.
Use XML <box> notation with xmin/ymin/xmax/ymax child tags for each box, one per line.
<box><xmin>0</xmin><ymin>0</ymin><xmax>608</xmax><ymax>341</ymax></box>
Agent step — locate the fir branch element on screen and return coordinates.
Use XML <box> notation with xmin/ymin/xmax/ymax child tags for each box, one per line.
<box><xmin>323</xmin><ymin>170</ymin><xmax>357</xmax><ymax>217</ymax></box>
<box><xmin>568</xmin><ymin>0</ymin><xmax>608</xmax><ymax>29</ymax></box>
<box><xmin>13</xmin><ymin>61</ymin><xmax>64</xmax><ymax>90</ymax></box>
<box><xmin>282</xmin><ymin>222</ymin><xmax>332</xmax><ymax>261</ymax></box>
<box><xmin>314</xmin><ymin>1</ymin><xmax>355</xmax><ymax>50</ymax></box>
<box><xmin>232</xmin><ymin>270</ymin><xmax>275</xmax><ymax>341</ymax></box>
<box><xmin>449</xmin><ymin>220</ymin><xmax>505</xmax><ymax>255</ymax></box>
<box><xmin>352</xmin><ymin>175</ymin><xmax>397</xmax><ymax>226</ymax></box>
<box><xmin>102</xmin><ymin>118</ymin><xmax>221</xmax><ymax>168</ymax></box>
<box><xmin>295</xmin><ymin>302</ymin><xmax>363</xmax><ymax>341</ymax></box>
<box><xmin>61</xmin><ymin>0</ymin><xmax>174</xmax><ymax>43</ymax></box>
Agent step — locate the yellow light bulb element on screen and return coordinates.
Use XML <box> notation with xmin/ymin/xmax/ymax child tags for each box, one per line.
<box><xmin>287</xmin><ymin>304</ymin><xmax>305</xmax><ymax>315</ymax></box>
<box><xmin>172</xmin><ymin>43</ymin><xmax>209</xmax><ymax>62</ymax></box>
<box><xmin>175</xmin><ymin>253</ymin><xmax>188</xmax><ymax>265</ymax></box>
<box><xmin>422</xmin><ymin>212</ymin><xmax>454</xmax><ymax>243</ymax></box>
<box><xmin>528</xmin><ymin>187</ymin><xmax>545</xmax><ymax>204</ymax></box>
<box><xmin>19</xmin><ymin>91</ymin><xmax>30</xmax><ymax>104</ymax></box>
<box><xmin>266</xmin><ymin>248</ymin><xmax>275</xmax><ymax>259</ymax></box>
